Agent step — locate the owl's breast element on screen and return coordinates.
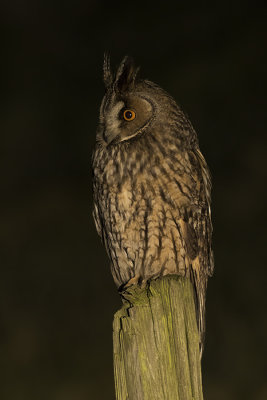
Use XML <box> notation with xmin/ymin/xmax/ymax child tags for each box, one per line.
<box><xmin>116</xmin><ymin>184</ymin><xmax>133</xmax><ymax>211</ymax></box>
<box><xmin>102</xmin><ymin>174</ymin><xmax>191</xmax><ymax>286</ymax></box>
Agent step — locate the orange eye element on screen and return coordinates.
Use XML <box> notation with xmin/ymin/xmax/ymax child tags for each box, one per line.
<box><xmin>123</xmin><ymin>109</ymin><xmax>136</xmax><ymax>121</ymax></box>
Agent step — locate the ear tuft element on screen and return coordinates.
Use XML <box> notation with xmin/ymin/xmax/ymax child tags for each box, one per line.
<box><xmin>114</xmin><ymin>56</ymin><xmax>140</xmax><ymax>92</ymax></box>
<box><xmin>103</xmin><ymin>52</ymin><xmax>113</xmax><ymax>89</ymax></box>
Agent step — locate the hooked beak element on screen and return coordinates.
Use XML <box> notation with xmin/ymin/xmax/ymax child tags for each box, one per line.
<box><xmin>98</xmin><ymin>125</ymin><xmax>120</xmax><ymax>146</ymax></box>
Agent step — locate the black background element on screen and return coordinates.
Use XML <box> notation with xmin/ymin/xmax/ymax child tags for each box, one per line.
<box><xmin>1</xmin><ymin>2</ymin><xmax>267</xmax><ymax>399</ymax></box>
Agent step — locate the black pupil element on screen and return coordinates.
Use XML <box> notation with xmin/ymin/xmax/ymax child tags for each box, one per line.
<box><xmin>125</xmin><ymin>110</ymin><xmax>132</xmax><ymax>119</ymax></box>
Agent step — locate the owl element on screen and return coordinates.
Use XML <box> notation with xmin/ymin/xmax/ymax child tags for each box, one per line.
<box><xmin>92</xmin><ymin>55</ymin><xmax>214</xmax><ymax>355</ymax></box>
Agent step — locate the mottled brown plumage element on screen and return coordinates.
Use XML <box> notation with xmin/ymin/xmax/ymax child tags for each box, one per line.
<box><xmin>92</xmin><ymin>56</ymin><xmax>214</xmax><ymax>356</ymax></box>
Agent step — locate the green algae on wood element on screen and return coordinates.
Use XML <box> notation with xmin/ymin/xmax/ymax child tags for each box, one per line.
<box><xmin>113</xmin><ymin>275</ymin><xmax>204</xmax><ymax>400</ymax></box>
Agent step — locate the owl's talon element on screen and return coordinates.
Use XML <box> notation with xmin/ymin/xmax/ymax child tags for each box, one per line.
<box><xmin>119</xmin><ymin>275</ymin><xmax>141</xmax><ymax>292</ymax></box>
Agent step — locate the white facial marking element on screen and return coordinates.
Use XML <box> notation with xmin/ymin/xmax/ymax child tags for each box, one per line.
<box><xmin>106</xmin><ymin>101</ymin><xmax>124</xmax><ymax>133</ymax></box>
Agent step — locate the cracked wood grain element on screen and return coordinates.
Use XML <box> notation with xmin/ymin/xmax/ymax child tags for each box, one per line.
<box><xmin>113</xmin><ymin>275</ymin><xmax>204</xmax><ymax>400</ymax></box>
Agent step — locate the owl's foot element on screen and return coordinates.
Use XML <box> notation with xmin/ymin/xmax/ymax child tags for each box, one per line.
<box><xmin>119</xmin><ymin>274</ymin><xmax>141</xmax><ymax>292</ymax></box>
<box><xmin>125</xmin><ymin>274</ymin><xmax>140</xmax><ymax>287</ymax></box>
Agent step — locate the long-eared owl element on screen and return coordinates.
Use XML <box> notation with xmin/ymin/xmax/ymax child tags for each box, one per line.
<box><xmin>92</xmin><ymin>56</ymin><xmax>214</xmax><ymax>355</ymax></box>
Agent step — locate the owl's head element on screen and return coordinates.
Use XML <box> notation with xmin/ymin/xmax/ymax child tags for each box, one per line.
<box><xmin>97</xmin><ymin>55</ymin><xmax>178</xmax><ymax>146</ymax></box>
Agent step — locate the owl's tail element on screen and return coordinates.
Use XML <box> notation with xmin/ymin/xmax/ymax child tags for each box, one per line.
<box><xmin>190</xmin><ymin>263</ymin><xmax>208</xmax><ymax>359</ymax></box>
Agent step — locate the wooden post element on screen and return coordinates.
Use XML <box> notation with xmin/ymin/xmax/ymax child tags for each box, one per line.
<box><xmin>113</xmin><ymin>275</ymin><xmax>203</xmax><ymax>400</ymax></box>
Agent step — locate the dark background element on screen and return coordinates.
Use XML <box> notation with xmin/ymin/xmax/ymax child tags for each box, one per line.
<box><xmin>1</xmin><ymin>2</ymin><xmax>267</xmax><ymax>399</ymax></box>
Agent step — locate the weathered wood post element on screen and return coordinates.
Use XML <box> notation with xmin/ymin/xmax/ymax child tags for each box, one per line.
<box><xmin>113</xmin><ymin>275</ymin><xmax>203</xmax><ymax>400</ymax></box>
